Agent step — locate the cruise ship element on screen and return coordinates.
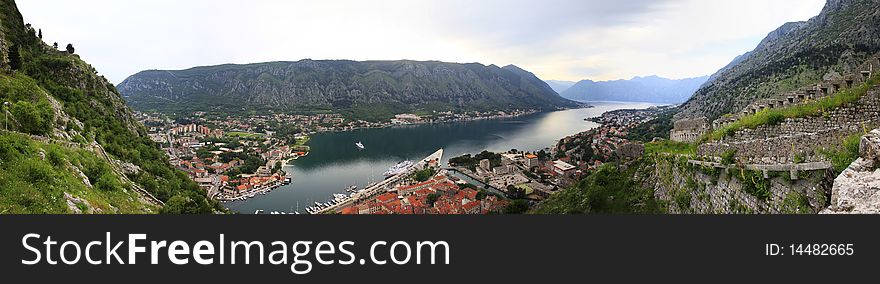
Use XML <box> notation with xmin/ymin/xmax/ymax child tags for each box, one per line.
<box><xmin>383</xmin><ymin>160</ymin><xmax>413</xmax><ymax>177</ymax></box>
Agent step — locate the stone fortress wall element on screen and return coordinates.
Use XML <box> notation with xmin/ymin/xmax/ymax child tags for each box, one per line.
<box><xmin>660</xmin><ymin>56</ymin><xmax>880</xmax><ymax>214</ymax></box>
<box><xmin>671</xmin><ymin>55</ymin><xmax>880</xmax><ymax>165</ymax></box>
<box><xmin>670</xmin><ymin>117</ymin><xmax>708</xmax><ymax>142</ymax></box>
<box><xmin>698</xmin><ymin>90</ymin><xmax>880</xmax><ymax>164</ymax></box>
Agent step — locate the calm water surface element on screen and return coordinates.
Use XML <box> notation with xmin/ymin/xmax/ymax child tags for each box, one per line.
<box><xmin>224</xmin><ymin>102</ymin><xmax>657</xmax><ymax>213</ymax></box>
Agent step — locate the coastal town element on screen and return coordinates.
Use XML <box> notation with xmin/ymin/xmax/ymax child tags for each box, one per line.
<box><xmin>324</xmin><ymin>105</ymin><xmax>675</xmax><ymax>214</ymax></box>
<box><xmin>134</xmin><ymin>104</ymin><xmax>674</xmax><ymax>214</ymax></box>
<box><xmin>139</xmin><ymin>109</ymin><xmax>544</xmax><ymax>137</ymax></box>
<box><xmin>134</xmin><ymin>108</ymin><xmax>555</xmax><ymax>211</ymax></box>
<box><xmin>136</xmin><ymin>112</ymin><xmax>304</xmax><ymax>202</ymax></box>
<box><xmin>137</xmin><ymin>103</ymin><xmax>663</xmax><ymax>214</ymax></box>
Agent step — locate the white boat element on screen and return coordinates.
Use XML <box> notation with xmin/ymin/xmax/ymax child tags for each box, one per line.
<box><xmin>384</xmin><ymin>160</ymin><xmax>414</xmax><ymax>177</ymax></box>
<box><xmin>355</xmin><ymin>141</ymin><xmax>365</xmax><ymax>150</ymax></box>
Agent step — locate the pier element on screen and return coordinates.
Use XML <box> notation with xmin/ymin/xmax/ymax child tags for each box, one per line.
<box><xmin>316</xmin><ymin>148</ymin><xmax>444</xmax><ymax>214</ymax></box>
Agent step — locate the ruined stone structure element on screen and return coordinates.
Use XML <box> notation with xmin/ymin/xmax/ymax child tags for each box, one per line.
<box><xmin>713</xmin><ymin>55</ymin><xmax>880</xmax><ymax>129</ymax></box>
<box><xmin>643</xmin><ymin>155</ymin><xmax>832</xmax><ymax>214</ymax></box>
<box><xmin>822</xmin><ymin>129</ymin><xmax>880</xmax><ymax>214</ymax></box>
<box><xmin>670</xmin><ymin>117</ymin><xmax>708</xmax><ymax>142</ymax></box>
<box><xmin>700</xmin><ymin>55</ymin><xmax>880</xmax><ymax>165</ymax></box>
<box><xmin>649</xmin><ymin>56</ymin><xmax>880</xmax><ymax>214</ymax></box>
<box><xmin>699</xmin><ymin>88</ymin><xmax>880</xmax><ymax>164</ymax></box>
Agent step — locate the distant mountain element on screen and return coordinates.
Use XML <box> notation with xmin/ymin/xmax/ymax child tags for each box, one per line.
<box><xmin>545</xmin><ymin>80</ymin><xmax>577</xmax><ymax>94</ymax></box>
<box><xmin>118</xmin><ymin>60</ymin><xmax>578</xmax><ymax>121</ymax></box>
<box><xmin>559</xmin><ymin>75</ymin><xmax>709</xmax><ymax>104</ymax></box>
<box><xmin>678</xmin><ymin>0</ymin><xmax>880</xmax><ymax>120</ymax></box>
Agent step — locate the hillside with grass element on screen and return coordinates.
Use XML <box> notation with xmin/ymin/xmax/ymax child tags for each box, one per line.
<box><xmin>0</xmin><ymin>0</ymin><xmax>218</xmax><ymax>213</ymax></box>
<box><xmin>532</xmin><ymin>163</ymin><xmax>663</xmax><ymax>214</ymax></box>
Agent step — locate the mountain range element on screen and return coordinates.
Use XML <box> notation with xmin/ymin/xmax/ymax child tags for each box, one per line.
<box><xmin>677</xmin><ymin>0</ymin><xmax>880</xmax><ymax>120</ymax></box>
<box><xmin>118</xmin><ymin>61</ymin><xmax>578</xmax><ymax>120</ymax></box>
<box><xmin>556</xmin><ymin>75</ymin><xmax>709</xmax><ymax>104</ymax></box>
<box><xmin>545</xmin><ymin>80</ymin><xmax>577</xmax><ymax>94</ymax></box>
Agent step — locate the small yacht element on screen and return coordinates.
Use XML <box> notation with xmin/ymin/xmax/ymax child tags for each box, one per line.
<box><xmin>355</xmin><ymin>141</ymin><xmax>365</xmax><ymax>150</ymax></box>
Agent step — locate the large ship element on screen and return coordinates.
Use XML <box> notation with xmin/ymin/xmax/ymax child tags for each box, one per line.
<box><xmin>383</xmin><ymin>160</ymin><xmax>413</xmax><ymax>178</ymax></box>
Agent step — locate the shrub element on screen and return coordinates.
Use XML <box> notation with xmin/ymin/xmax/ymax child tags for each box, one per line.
<box><xmin>9</xmin><ymin>100</ymin><xmax>54</xmax><ymax>135</ymax></box>
<box><xmin>720</xmin><ymin>150</ymin><xmax>737</xmax><ymax>165</ymax></box>
<box><xmin>819</xmin><ymin>133</ymin><xmax>862</xmax><ymax>175</ymax></box>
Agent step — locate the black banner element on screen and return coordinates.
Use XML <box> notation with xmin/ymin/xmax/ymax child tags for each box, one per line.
<box><xmin>0</xmin><ymin>215</ymin><xmax>876</xmax><ymax>282</ymax></box>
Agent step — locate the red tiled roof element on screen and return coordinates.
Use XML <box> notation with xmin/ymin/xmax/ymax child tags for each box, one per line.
<box><xmin>340</xmin><ymin>207</ymin><xmax>359</xmax><ymax>215</ymax></box>
<box><xmin>463</xmin><ymin>201</ymin><xmax>481</xmax><ymax>211</ymax></box>
<box><xmin>377</xmin><ymin>193</ymin><xmax>398</xmax><ymax>203</ymax></box>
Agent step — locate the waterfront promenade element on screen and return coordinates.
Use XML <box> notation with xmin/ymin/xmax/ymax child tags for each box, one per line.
<box><xmin>317</xmin><ymin>148</ymin><xmax>444</xmax><ymax>214</ymax></box>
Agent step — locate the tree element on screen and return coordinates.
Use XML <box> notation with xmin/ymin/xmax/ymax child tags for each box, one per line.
<box><xmin>10</xmin><ymin>100</ymin><xmax>54</xmax><ymax>135</ymax></box>
<box><xmin>66</xmin><ymin>43</ymin><xmax>75</xmax><ymax>54</ymax></box>
<box><xmin>52</xmin><ymin>42</ymin><xmax>58</xmax><ymax>49</ymax></box>
<box><xmin>503</xmin><ymin>200</ymin><xmax>529</xmax><ymax>214</ymax></box>
<box><xmin>426</xmin><ymin>193</ymin><xmax>441</xmax><ymax>206</ymax></box>
<box><xmin>38</xmin><ymin>29</ymin><xmax>42</xmax><ymax>39</ymax></box>
<box><xmin>507</xmin><ymin>185</ymin><xmax>526</xmax><ymax>199</ymax></box>
<box><xmin>413</xmin><ymin>167</ymin><xmax>436</xmax><ymax>182</ymax></box>
<box><xmin>8</xmin><ymin>44</ymin><xmax>21</xmax><ymax>70</ymax></box>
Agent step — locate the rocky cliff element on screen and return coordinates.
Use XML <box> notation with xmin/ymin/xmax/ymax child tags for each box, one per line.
<box><xmin>118</xmin><ymin>60</ymin><xmax>577</xmax><ymax>118</ymax></box>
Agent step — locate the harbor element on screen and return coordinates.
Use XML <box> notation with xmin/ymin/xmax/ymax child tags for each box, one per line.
<box><xmin>221</xmin><ymin>102</ymin><xmax>658</xmax><ymax>214</ymax></box>
<box><xmin>314</xmin><ymin>148</ymin><xmax>444</xmax><ymax>214</ymax></box>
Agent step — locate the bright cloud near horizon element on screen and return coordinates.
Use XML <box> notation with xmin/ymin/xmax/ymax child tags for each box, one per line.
<box><xmin>18</xmin><ymin>0</ymin><xmax>826</xmax><ymax>84</ymax></box>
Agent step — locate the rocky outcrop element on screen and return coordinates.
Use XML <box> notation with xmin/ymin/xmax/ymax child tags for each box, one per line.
<box><xmin>822</xmin><ymin>129</ymin><xmax>880</xmax><ymax>213</ymax></box>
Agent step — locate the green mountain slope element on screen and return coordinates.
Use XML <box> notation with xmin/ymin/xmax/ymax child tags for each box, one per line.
<box><xmin>677</xmin><ymin>0</ymin><xmax>880</xmax><ymax>120</ymax></box>
<box><xmin>0</xmin><ymin>0</ymin><xmax>218</xmax><ymax>213</ymax></box>
<box><xmin>117</xmin><ymin>60</ymin><xmax>577</xmax><ymax>119</ymax></box>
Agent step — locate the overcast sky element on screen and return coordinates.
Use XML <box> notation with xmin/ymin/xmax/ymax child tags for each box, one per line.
<box><xmin>18</xmin><ymin>0</ymin><xmax>826</xmax><ymax>84</ymax></box>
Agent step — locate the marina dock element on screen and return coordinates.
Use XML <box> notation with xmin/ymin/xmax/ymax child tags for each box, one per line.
<box><xmin>315</xmin><ymin>148</ymin><xmax>444</xmax><ymax>214</ymax></box>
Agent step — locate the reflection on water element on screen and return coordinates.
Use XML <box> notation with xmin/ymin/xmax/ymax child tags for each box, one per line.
<box><xmin>224</xmin><ymin>102</ymin><xmax>658</xmax><ymax>213</ymax></box>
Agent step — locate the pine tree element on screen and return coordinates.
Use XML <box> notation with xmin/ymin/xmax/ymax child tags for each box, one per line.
<box><xmin>38</xmin><ymin>29</ymin><xmax>42</xmax><ymax>39</ymax></box>
<box><xmin>52</xmin><ymin>42</ymin><xmax>58</xmax><ymax>49</ymax></box>
<box><xmin>66</xmin><ymin>43</ymin><xmax>75</xmax><ymax>54</ymax></box>
<box><xmin>8</xmin><ymin>44</ymin><xmax>21</xmax><ymax>70</ymax></box>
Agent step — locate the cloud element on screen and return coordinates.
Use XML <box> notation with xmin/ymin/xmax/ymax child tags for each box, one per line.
<box><xmin>16</xmin><ymin>0</ymin><xmax>826</xmax><ymax>84</ymax></box>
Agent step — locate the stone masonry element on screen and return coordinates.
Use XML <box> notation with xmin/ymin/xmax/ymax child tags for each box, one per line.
<box><xmin>670</xmin><ymin>117</ymin><xmax>709</xmax><ymax>143</ymax></box>
<box><xmin>698</xmin><ymin>55</ymin><xmax>880</xmax><ymax>165</ymax></box>
<box><xmin>822</xmin><ymin>129</ymin><xmax>880</xmax><ymax>214</ymax></box>
<box><xmin>699</xmin><ymin>87</ymin><xmax>880</xmax><ymax>164</ymax></box>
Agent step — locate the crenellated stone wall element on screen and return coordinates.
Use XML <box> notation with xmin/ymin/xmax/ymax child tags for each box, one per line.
<box><xmin>714</xmin><ymin>55</ymin><xmax>880</xmax><ymax>129</ymax></box>
<box><xmin>699</xmin><ymin>86</ymin><xmax>880</xmax><ymax>164</ymax></box>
